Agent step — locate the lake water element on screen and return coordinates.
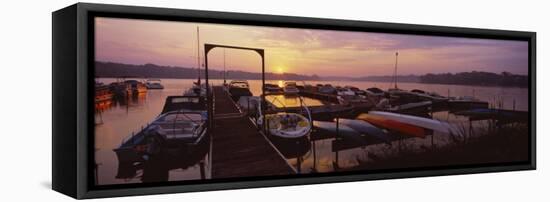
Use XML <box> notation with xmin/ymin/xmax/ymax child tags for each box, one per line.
<box><xmin>94</xmin><ymin>78</ymin><xmax>528</xmax><ymax>185</ymax></box>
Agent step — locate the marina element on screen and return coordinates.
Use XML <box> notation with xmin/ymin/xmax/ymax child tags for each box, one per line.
<box><xmin>94</xmin><ymin>78</ymin><xmax>528</xmax><ymax>185</ymax></box>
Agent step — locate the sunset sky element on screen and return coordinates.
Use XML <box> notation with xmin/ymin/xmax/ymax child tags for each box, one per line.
<box><xmin>95</xmin><ymin>17</ymin><xmax>528</xmax><ymax>77</ymax></box>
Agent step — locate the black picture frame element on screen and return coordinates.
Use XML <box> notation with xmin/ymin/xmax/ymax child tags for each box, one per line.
<box><xmin>52</xmin><ymin>3</ymin><xmax>536</xmax><ymax>199</ymax></box>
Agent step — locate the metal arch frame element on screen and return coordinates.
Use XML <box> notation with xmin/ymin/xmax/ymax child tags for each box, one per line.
<box><xmin>204</xmin><ymin>43</ymin><xmax>265</xmax><ymax>129</ymax></box>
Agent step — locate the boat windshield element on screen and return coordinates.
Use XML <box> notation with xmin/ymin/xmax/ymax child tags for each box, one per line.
<box><xmin>230</xmin><ymin>82</ymin><xmax>249</xmax><ymax>88</ymax></box>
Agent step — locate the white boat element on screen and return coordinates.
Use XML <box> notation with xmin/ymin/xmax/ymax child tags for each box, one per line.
<box><xmin>283</xmin><ymin>81</ymin><xmax>300</xmax><ymax>95</ymax></box>
<box><xmin>368</xmin><ymin>111</ymin><xmax>459</xmax><ymax>134</ymax></box>
<box><xmin>336</xmin><ymin>87</ymin><xmax>355</xmax><ymax>96</ymax></box>
<box><xmin>261</xmin><ymin>112</ymin><xmax>311</xmax><ymax>138</ymax></box>
<box><xmin>145</xmin><ymin>79</ymin><xmax>164</xmax><ymax>89</ymax></box>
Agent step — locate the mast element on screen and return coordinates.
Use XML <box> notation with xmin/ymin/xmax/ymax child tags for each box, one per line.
<box><xmin>393</xmin><ymin>51</ymin><xmax>399</xmax><ymax>89</ymax></box>
<box><xmin>196</xmin><ymin>26</ymin><xmax>201</xmax><ymax>85</ymax></box>
<box><xmin>223</xmin><ymin>48</ymin><xmax>226</xmax><ymax>85</ymax></box>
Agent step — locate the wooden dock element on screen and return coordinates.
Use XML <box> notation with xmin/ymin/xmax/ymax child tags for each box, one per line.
<box><xmin>210</xmin><ymin>86</ymin><xmax>295</xmax><ymax>179</ymax></box>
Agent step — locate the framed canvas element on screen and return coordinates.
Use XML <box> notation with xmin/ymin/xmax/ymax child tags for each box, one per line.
<box><xmin>52</xmin><ymin>3</ymin><xmax>536</xmax><ymax>199</ymax></box>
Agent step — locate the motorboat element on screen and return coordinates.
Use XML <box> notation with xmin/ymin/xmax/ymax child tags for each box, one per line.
<box><xmin>283</xmin><ymin>81</ymin><xmax>300</xmax><ymax>95</ymax></box>
<box><xmin>260</xmin><ymin>112</ymin><xmax>311</xmax><ymax>139</ymax></box>
<box><xmin>366</xmin><ymin>87</ymin><xmax>385</xmax><ymax>97</ymax></box>
<box><xmin>95</xmin><ymin>84</ymin><xmax>113</xmax><ymax>103</ymax></box>
<box><xmin>125</xmin><ymin>80</ymin><xmax>148</xmax><ymax>94</ymax></box>
<box><xmin>114</xmin><ymin>95</ymin><xmax>208</xmax><ymax>164</ymax></box>
<box><xmin>228</xmin><ymin>80</ymin><xmax>253</xmax><ymax>101</ymax></box>
<box><xmin>318</xmin><ymin>84</ymin><xmax>336</xmax><ymax>94</ymax></box>
<box><xmin>145</xmin><ymin>79</ymin><xmax>164</xmax><ymax>89</ymax></box>
<box><xmin>183</xmin><ymin>83</ymin><xmax>209</xmax><ymax>97</ymax></box>
<box><xmin>264</xmin><ymin>83</ymin><xmax>283</xmax><ymax>94</ymax></box>
<box><xmin>448</xmin><ymin>96</ymin><xmax>489</xmax><ymax>111</ymax></box>
<box><xmin>336</xmin><ymin>87</ymin><xmax>356</xmax><ymax>96</ymax></box>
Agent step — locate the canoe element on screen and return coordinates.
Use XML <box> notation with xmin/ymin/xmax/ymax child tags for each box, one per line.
<box><xmin>368</xmin><ymin>111</ymin><xmax>458</xmax><ymax>134</ymax></box>
<box><xmin>313</xmin><ymin>120</ymin><xmax>361</xmax><ymax>136</ymax></box>
<box><xmin>357</xmin><ymin>113</ymin><xmax>426</xmax><ymax>138</ymax></box>
<box><xmin>338</xmin><ymin>119</ymin><xmax>391</xmax><ymax>143</ymax></box>
<box><xmin>313</xmin><ymin>120</ymin><xmax>366</xmax><ymax>144</ymax></box>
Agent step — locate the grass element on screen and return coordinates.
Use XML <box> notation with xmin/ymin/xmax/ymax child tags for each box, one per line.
<box><xmin>348</xmin><ymin>121</ymin><xmax>529</xmax><ymax>171</ymax></box>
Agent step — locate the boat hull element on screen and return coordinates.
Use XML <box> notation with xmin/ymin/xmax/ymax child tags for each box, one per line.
<box><xmin>357</xmin><ymin>113</ymin><xmax>426</xmax><ymax>138</ymax></box>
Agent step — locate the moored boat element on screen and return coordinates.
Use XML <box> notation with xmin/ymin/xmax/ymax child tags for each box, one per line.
<box><xmin>318</xmin><ymin>84</ymin><xmax>336</xmax><ymax>94</ymax></box>
<box><xmin>357</xmin><ymin>113</ymin><xmax>427</xmax><ymax>138</ymax></box>
<box><xmin>264</xmin><ymin>83</ymin><xmax>283</xmax><ymax>94</ymax></box>
<box><xmin>228</xmin><ymin>80</ymin><xmax>253</xmax><ymax>101</ymax></box>
<box><xmin>260</xmin><ymin>112</ymin><xmax>311</xmax><ymax>139</ymax></box>
<box><xmin>338</xmin><ymin>118</ymin><xmax>391</xmax><ymax>143</ymax></box>
<box><xmin>368</xmin><ymin>111</ymin><xmax>459</xmax><ymax>134</ymax></box>
<box><xmin>95</xmin><ymin>84</ymin><xmax>114</xmax><ymax>103</ymax></box>
<box><xmin>114</xmin><ymin>95</ymin><xmax>208</xmax><ymax>164</ymax></box>
<box><xmin>145</xmin><ymin>79</ymin><xmax>164</xmax><ymax>89</ymax></box>
<box><xmin>283</xmin><ymin>81</ymin><xmax>300</xmax><ymax>95</ymax></box>
<box><xmin>448</xmin><ymin>96</ymin><xmax>489</xmax><ymax>111</ymax></box>
<box><xmin>125</xmin><ymin>80</ymin><xmax>148</xmax><ymax>94</ymax></box>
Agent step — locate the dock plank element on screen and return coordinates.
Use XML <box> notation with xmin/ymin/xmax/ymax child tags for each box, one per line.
<box><xmin>211</xmin><ymin>86</ymin><xmax>294</xmax><ymax>179</ymax></box>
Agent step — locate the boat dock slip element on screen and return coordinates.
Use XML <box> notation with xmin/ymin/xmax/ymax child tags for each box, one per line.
<box><xmin>210</xmin><ymin>86</ymin><xmax>295</xmax><ymax>178</ymax></box>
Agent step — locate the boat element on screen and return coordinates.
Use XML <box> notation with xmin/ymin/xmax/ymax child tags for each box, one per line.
<box><xmin>318</xmin><ymin>84</ymin><xmax>336</xmax><ymax>94</ymax></box>
<box><xmin>95</xmin><ymin>84</ymin><xmax>114</xmax><ymax>103</ymax></box>
<box><xmin>109</xmin><ymin>79</ymin><xmax>132</xmax><ymax>97</ymax></box>
<box><xmin>114</xmin><ymin>95</ymin><xmax>208</xmax><ymax>164</ymax></box>
<box><xmin>388</xmin><ymin>100</ymin><xmax>432</xmax><ymax>114</ymax></box>
<box><xmin>448</xmin><ymin>96</ymin><xmax>489</xmax><ymax>111</ymax></box>
<box><xmin>264</xmin><ymin>83</ymin><xmax>283</xmax><ymax>94</ymax></box>
<box><xmin>313</xmin><ymin>120</ymin><xmax>362</xmax><ymax>137</ymax></box>
<box><xmin>228</xmin><ymin>80</ymin><xmax>253</xmax><ymax>101</ymax></box>
<box><xmin>368</xmin><ymin>111</ymin><xmax>458</xmax><ymax>134</ymax></box>
<box><xmin>183</xmin><ymin>83</ymin><xmax>209</xmax><ymax>97</ymax></box>
<box><xmin>260</xmin><ymin>112</ymin><xmax>311</xmax><ymax>138</ymax></box>
<box><xmin>283</xmin><ymin>81</ymin><xmax>300</xmax><ymax>95</ymax></box>
<box><xmin>338</xmin><ymin>119</ymin><xmax>391</xmax><ymax>143</ymax></box>
<box><xmin>145</xmin><ymin>79</ymin><xmax>164</xmax><ymax>89</ymax></box>
<box><xmin>337</xmin><ymin>94</ymin><xmax>374</xmax><ymax>112</ymax></box>
<box><xmin>336</xmin><ymin>87</ymin><xmax>356</xmax><ymax>96</ymax></box>
<box><xmin>357</xmin><ymin>113</ymin><xmax>427</xmax><ymax>138</ymax></box>
<box><xmin>411</xmin><ymin>89</ymin><xmax>448</xmax><ymax>102</ymax></box>
<box><xmin>124</xmin><ymin>80</ymin><xmax>148</xmax><ymax>94</ymax></box>
<box><xmin>237</xmin><ymin>96</ymin><xmax>261</xmax><ymax>112</ymax></box>
<box><xmin>366</xmin><ymin>87</ymin><xmax>385</xmax><ymax>97</ymax></box>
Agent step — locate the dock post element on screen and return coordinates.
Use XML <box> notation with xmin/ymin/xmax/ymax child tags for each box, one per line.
<box><xmin>312</xmin><ymin>140</ymin><xmax>317</xmax><ymax>172</ymax></box>
<box><xmin>199</xmin><ymin>161</ymin><xmax>206</xmax><ymax>180</ymax></box>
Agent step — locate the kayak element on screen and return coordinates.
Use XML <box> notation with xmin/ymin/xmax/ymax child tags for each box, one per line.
<box><xmin>338</xmin><ymin>119</ymin><xmax>391</xmax><ymax>143</ymax></box>
<box><xmin>357</xmin><ymin>113</ymin><xmax>426</xmax><ymax>138</ymax></box>
<box><xmin>368</xmin><ymin>111</ymin><xmax>458</xmax><ymax>134</ymax></box>
<box><xmin>312</xmin><ymin>120</ymin><xmax>368</xmax><ymax>144</ymax></box>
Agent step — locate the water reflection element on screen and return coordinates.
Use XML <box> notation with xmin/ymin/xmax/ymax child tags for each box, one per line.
<box><xmin>95</xmin><ymin>78</ymin><xmax>528</xmax><ymax>185</ymax></box>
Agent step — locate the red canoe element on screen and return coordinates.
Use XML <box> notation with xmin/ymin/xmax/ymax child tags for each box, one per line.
<box><xmin>357</xmin><ymin>113</ymin><xmax>426</xmax><ymax>138</ymax></box>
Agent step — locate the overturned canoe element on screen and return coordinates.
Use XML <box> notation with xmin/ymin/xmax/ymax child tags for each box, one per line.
<box><xmin>357</xmin><ymin>113</ymin><xmax>427</xmax><ymax>138</ymax></box>
<box><xmin>338</xmin><ymin>119</ymin><xmax>391</xmax><ymax>143</ymax></box>
<box><xmin>368</xmin><ymin>111</ymin><xmax>459</xmax><ymax>134</ymax></box>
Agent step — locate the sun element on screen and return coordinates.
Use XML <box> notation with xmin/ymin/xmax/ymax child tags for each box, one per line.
<box><xmin>275</xmin><ymin>66</ymin><xmax>285</xmax><ymax>74</ymax></box>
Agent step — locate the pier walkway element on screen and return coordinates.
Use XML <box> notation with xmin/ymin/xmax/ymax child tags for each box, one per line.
<box><xmin>210</xmin><ymin>86</ymin><xmax>295</xmax><ymax>178</ymax></box>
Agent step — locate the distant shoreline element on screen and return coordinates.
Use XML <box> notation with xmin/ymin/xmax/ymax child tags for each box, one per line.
<box><xmin>95</xmin><ymin>61</ymin><xmax>528</xmax><ymax>88</ymax></box>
